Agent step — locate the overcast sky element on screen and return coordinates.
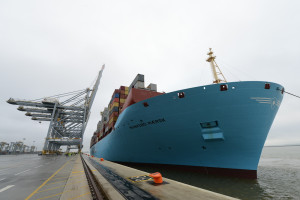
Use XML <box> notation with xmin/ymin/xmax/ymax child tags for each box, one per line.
<box><xmin>1</xmin><ymin>0</ymin><xmax>299</xmax><ymax>152</ymax></box>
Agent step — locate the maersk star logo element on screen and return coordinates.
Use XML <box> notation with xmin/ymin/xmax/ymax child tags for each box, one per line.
<box><xmin>251</xmin><ymin>97</ymin><xmax>281</xmax><ymax>109</ymax></box>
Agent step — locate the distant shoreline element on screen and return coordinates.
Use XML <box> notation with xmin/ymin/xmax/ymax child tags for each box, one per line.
<box><xmin>265</xmin><ymin>144</ymin><xmax>300</xmax><ymax>147</ymax></box>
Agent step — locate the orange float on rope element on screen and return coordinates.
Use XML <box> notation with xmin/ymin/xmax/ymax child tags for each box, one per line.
<box><xmin>100</xmin><ymin>158</ymin><xmax>104</xmax><ymax>161</ymax></box>
<box><xmin>149</xmin><ymin>172</ymin><xmax>163</xmax><ymax>184</ymax></box>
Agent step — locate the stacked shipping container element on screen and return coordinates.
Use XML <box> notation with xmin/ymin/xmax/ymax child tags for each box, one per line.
<box><xmin>108</xmin><ymin>86</ymin><xmax>129</xmax><ymax>131</ymax></box>
<box><xmin>90</xmin><ymin>74</ymin><xmax>161</xmax><ymax>148</ymax></box>
<box><xmin>90</xmin><ymin>86</ymin><xmax>129</xmax><ymax>147</ymax></box>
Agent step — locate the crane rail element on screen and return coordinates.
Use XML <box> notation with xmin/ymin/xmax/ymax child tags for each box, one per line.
<box><xmin>81</xmin><ymin>154</ymin><xmax>106</xmax><ymax>200</ymax></box>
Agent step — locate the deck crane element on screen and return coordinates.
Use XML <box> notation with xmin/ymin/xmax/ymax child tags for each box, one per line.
<box><xmin>7</xmin><ymin>65</ymin><xmax>105</xmax><ymax>154</ymax></box>
<box><xmin>206</xmin><ymin>48</ymin><xmax>227</xmax><ymax>84</ymax></box>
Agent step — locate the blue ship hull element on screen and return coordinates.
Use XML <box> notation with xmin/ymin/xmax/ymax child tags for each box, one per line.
<box><xmin>90</xmin><ymin>81</ymin><xmax>284</xmax><ymax>178</ymax></box>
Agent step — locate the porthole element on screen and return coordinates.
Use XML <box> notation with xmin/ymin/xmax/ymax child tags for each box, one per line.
<box><xmin>178</xmin><ymin>92</ymin><xmax>185</xmax><ymax>98</ymax></box>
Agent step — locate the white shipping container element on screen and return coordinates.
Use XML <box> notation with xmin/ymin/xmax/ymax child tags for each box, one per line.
<box><xmin>129</xmin><ymin>74</ymin><xmax>145</xmax><ymax>90</ymax></box>
<box><xmin>97</xmin><ymin>121</ymin><xmax>103</xmax><ymax>130</ymax></box>
<box><xmin>147</xmin><ymin>83</ymin><xmax>157</xmax><ymax>91</ymax></box>
<box><xmin>134</xmin><ymin>81</ymin><xmax>144</xmax><ymax>89</ymax></box>
<box><xmin>102</xmin><ymin>107</ymin><xmax>109</xmax><ymax>123</ymax></box>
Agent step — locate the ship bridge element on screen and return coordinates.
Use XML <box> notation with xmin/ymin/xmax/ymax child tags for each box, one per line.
<box><xmin>7</xmin><ymin>65</ymin><xmax>104</xmax><ymax>154</ymax></box>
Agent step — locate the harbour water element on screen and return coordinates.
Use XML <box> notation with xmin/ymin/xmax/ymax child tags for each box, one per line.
<box><xmin>122</xmin><ymin>146</ymin><xmax>300</xmax><ymax>200</ymax></box>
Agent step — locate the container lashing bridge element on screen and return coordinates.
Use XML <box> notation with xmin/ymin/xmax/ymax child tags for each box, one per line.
<box><xmin>7</xmin><ymin>65</ymin><xmax>104</xmax><ymax>155</ymax></box>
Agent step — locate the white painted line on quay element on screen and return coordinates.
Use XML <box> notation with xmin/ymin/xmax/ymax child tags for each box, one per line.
<box><xmin>15</xmin><ymin>169</ymin><xmax>31</xmax><ymax>175</ymax></box>
<box><xmin>0</xmin><ymin>185</ymin><xmax>14</xmax><ymax>193</ymax></box>
<box><xmin>0</xmin><ymin>178</ymin><xmax>6</xmax><ymax>181</ymax></box>
<box><xmin>34</xmin><ymin>165</ymin><xmax>43</xmax><ymax>168</ymax></box>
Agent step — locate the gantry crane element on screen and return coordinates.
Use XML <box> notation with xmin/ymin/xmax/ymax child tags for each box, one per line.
<box><xmin>7</xmin><ymin>65</ymin><xmax>104</xmax><ymax>154</ymax></box>
<box><xmin>8</xmin><ymin>141</ymin><xmax>25</xmax><ymax>153</ymax></box>
<box><xmin>0</xmin><ymin>142</ymin><xmax>9</xmax><ymax>154</ymax></box>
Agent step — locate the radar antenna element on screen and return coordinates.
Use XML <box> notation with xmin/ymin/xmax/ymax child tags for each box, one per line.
<box><xmin>206</xmin><ymin>48</ymin><xmax>227</xmax><ymax>84</ymax></box>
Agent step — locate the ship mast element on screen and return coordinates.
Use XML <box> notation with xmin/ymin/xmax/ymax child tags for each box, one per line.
<box><xmin>206</xmin><ymin>48</ymin><xmax>227</xmax><ymax>84</ymax></box>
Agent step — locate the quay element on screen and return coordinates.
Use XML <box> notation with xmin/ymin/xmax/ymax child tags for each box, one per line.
<box><xmin>0</xmin><ymin>154</ymin><xmax>238</xmax><ymax>200</ymax></box>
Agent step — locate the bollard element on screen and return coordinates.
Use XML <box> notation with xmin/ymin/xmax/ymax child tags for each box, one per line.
<box><xmin>100</xmin><ymin>158</ymin><xmax>104</xmax><ymax>161</ymax></box>
<box><xmin>149</xmin><ymin>172</ymin><xmax>163</xmax><ymax>184</ymax></box>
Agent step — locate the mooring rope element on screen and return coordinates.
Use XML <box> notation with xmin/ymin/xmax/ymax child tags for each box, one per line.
<box><xmin>284</xmin><ymin>91</ymin><xmax>300</xmax><ymax>99</ymax></box>
<box><xmin>278</xmin><ymin>88</ymin><xmax>300</xmax><ymax>99</ymax></box>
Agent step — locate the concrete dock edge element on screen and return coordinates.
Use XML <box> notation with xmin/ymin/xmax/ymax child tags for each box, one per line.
<box><xmin>85</xmin><ymin>155</ymin><xmax>239</xmax><ymax>200</ymax></box>
<box><xmin>82</xmin><ymin>156</ymin><xmax>126</xmax><ymax>200</ymax></box>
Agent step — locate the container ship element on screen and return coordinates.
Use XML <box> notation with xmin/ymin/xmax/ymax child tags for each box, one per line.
<box><xmin>90</xmin><ymin>49</ymin><xmax>284</xmax><ymax>178</ymax></box>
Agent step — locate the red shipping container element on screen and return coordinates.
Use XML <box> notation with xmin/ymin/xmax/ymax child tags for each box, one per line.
<box><xmin>120</xmin><ymin>90</ymin><xmax>125</xmax><ymax>95</ymax></box>
<box><xmin>109</xmin><ymin>111</ymin><xmax>119</xmax><ymax>118</ymax></box>
<box><xmin>120</xmin><ymin>86</ymin><xmax>125</xmax><ymax>90</ymax></box>
<box><xmin>113</xmin><ymin>98</ymin><xmax>119</xmax><ymax>103</ymax></box>
<box><xmin>109</xmin><ymin>115</ymin><xmax>118</xmax><ymax>123</ymax></box>
<box><xmin>120</xmin><ymin>94</ymin><xmax>126</xmax><ymax>99</ymax></box>
<box><xmin>108</xmin><ymin>122</ymin><xmax>115</xmax><ymax>129</ymax></box>
<box><xmin>111</xmin><ymin>89</ymin><xmax>120</xmax><ymax>98</ymax></box>
<box><xmin>120</xmin><ymin>88</ymin><xmax>164</xmax><ymax>113</ymax></box>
